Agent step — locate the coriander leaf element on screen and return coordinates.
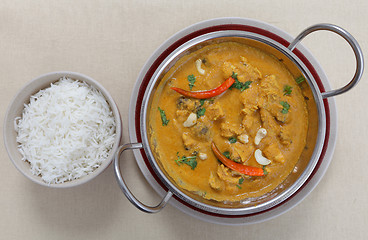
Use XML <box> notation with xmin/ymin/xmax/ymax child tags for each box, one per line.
<box><xmin>240</xmin><ymin>81</ymin><xmax>252</xmax><ymax>91</ymax></box>
<box><xmin>185</xmin><ymin>157</ymin><xmax>197</xmax><ymax>170</ymax></box>
<box><xmin>295</xmin><ymin>75</ymin><xmax>305</xmax><ymax>84</ymax></box>
<box><xmin>280</xmin><ymin>101</ymin><xmax>290</xmax><ymax>114</ymax></box>
<box><xmin>283</xmin><ymin>85</ymin><xmax>293</xmax><ymax>96</ymax></box>
<box><xmin>175</xmin><ymin>155</ymin><xmax>197</xmax><ymax>170</ymax></box>
<box><xmin>199</xmin><ymin>99</ymin><xmax>205</xmax><ymax>106</ymax></box>
<box><xmin>238</xmin><ymin>177</ymin><xmax>244</xmax><ymax>185</ymax></box>
<box><xmin>231</xmin><ymin>72</ymin><xmax>238</xmax><ymax>80</ymax></box>
<box><xmin>262</xmin><ymin>165</ymin><xmax>268</xmax><ymax>176</ymax></box>
<box><xmin>236</xmin><ymin>184</ymin><xmax>242</xmax><ymax>189</ymax></box>
<box><xmin>187</xmin><ymin>74</ymin><xmax>196</xmax><ymax>90</ymax></box>
<box><xmin>233</xmin><ymin>158</ymin><xmax>241</xmax><ymax>163</ymax></box>
<box><xmin>223</xmin><ymin>151</ymin><xmax>231</xmax><ymax>159</ymax></box>
<box><xmin>199</xmin><ymin>98</ymin><xmax>213</xmax><ymax>107</ymax></box>
<box><xmin>158</xmin><ymin>107</ymin><xmax>169</xmax><ymax>126</ymax></box>
<box><xmin>229</xmin><ymin>137</ymin><xmax>237</xmax><ymax>144</ymax></box>
<box><xmin>229</xmin><ymin>72</ymin><xmax>252</xmax><ymax>91</ymax></box>
<box><xmin>196</xmin><ymin>108</ymin><xmax>206</xmax><ymax>118</ymax></box>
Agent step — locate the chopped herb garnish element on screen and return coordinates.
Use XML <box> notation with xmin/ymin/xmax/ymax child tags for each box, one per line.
<box><xmin>233</xmin><ymin>158</ymin><xmax>241</xmax><ymax>163</ymax></box>
<box><xmin>199</xmin><ymin>99</ymin><xmax>205</xmax><ymax>106</ymax></box>
<box><xmin>199</xmin><ymin>98</ymin><xmax>214</xmax><ymax>106</ymax></box>
<box><xmin>295</xmin><ymin>75</ymin><xmax>305</xmax><ymax>84</ymax></box>
<box><xmin>262</xmin><ymin>165</ymin><xmax>268</xmax><ymax>176</ymax></box>
<box><xmin>175</xmin><ymin>154</ymin><xmax>197</xmax><ymax>170</ymax></box>
<box><xmin>283</xmin><ymin>85</ymin><xmax>293</xmax><ymax>96</ymax></box>
<box><xmin>239</xmin><ymin>81</ymin><xmax>252</xmax><ymax>91</ymax></box>
<box><xmin>231</xmin><ymin>72</ymin><xmax>238</xmax><ymax>79</ymax></box>
<box><xmin>158</xmin><ymin>107</ymin><xmax>169</xmax><ymax>126</ymax></box>
<box><xmin>229</xmin><ymin>72</ymin><xmax>252</xmax><ymax>91</ymax></box>
<box><xmin>229</xmin><ymin>137</ymin><xmax>237</xmax><ymax>144</ymax></box>
<box><xmin>280</xmin><ymin>101</ymin><xmax>290</xmax><ymax>114</ymax></box>
<box><xmin>187</xmin><ymin>74</ymin><xmax>196</xmax><ymax>90</ymax></box>
<box><xmin>223</xmin><ymin>151</ymin><xmax>231</xmax><ymax>159</ymax></box>
<box><xmin>236</xmin><ymin>184</ymin><xmax>242</xmax><ymax>189</ymax></box>
<box><xmin>196</xmin><ymin>107</ymin><xmax>206</xmax><ymax>118</ymax></box>
<box><xmin>238</xmin><ymin>177</ymin><xmax>244</xmax><ymax>185</ymax></box>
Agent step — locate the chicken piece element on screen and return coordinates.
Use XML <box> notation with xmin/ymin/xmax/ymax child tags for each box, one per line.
<box><xmin>241</xmin><ymin>111</ymin><xmax>261</xmax><ymax>137</ymax></box>
<box><xmin>260</xmin><ymin>75</ymin><xmax>282</xmax><ymax>97</ymax></box>
<box><xmin>220</xmin><ymin>122</ymin><xmax>244</xmax><ymax>138</ymax></box>
<box><xmin>263</xmin><ymin>143</ymin><xmax>285</xmax><ymax>163</ymax></box>
<box><xmin>231</xmin><ymin>143</ymin><xmax>255</xmax><ymax>163</ymax></box>
<box><xmin>191</xmin><ymin>119</ymin><xmax>211</xmax><ymax>140</ymax></box>
<box><xmin>239</xmin><ymin>56</ymin><xmax>262</xmax><ymax>82</ymax></box>
<box><xmin>259</xmin><ymin>75</ymin><xmax>290</xmax><ymax>123</ymax></box>
<box><xmin>209</xmin><ymin>172</ymin><xmax>223</xmax><ymax>191</ymax></box>
<box><xmin>222</xmin><ymin>61</ymin><xmax>238</xmax><ymax>78</ymax></box>
<box><xmin>182</xmin><ymin>132</ymin><xmax>197</xmax><ymax>150</ymax></box>
<box><xmin>279</xmin><ymin>126</ymin><xmax>292</xmax><ymax>146</ymax></box>
<box><xmin>259</xmin><ymin>108</ymin><xmax>280</xmax><ymax>137</ymax></box>
<box><xmin>240</xmin><ymin>84</ymin><xmax>259</xmax><ymax>115</ymax></box>
<box><xmin>222</xmin><ymin>60</ymin><xmax>262</xmax><ymax>82</ymax></box>
<box><xmin>226</xmin><ymin>184</ymin><xmax>241</xmax><ymax>193</ymax></box>
<box><xmin>217</xmin><ymin>164</ymin><xmax>241</xmax><ymax>185</ymax></box>
<box><xmin>206</xmin><ymin>102</ymin><xmax>224</xmax><ymax>121</ymax></box>
<box><xmin>175</xmin><ymin>109</ymin><xmax>190</xmax><ymax>122</ymax></box>
<box><xmin>267</xmin><ymin>102</ymin><xmax>290</xmax><ymax>123</ymax></box>
<box><xmin>176</xmin><ymin>97</ymin><xmax>201</xmax><ymax>112</ymax></box>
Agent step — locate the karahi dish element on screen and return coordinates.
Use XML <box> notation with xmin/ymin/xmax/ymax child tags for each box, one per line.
<box><xmin>149</xmin><ymin>41</ymin><xmax>313</xmax><ymax>202</ymax></box>
<box><xmin>114</xmin><ymin>19</ymin><xmax>363</xmax><ymax>221</ymax></box>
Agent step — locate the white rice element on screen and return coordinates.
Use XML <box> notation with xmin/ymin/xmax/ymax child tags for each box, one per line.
<box><xmin>14</xmin><ymin>77</ymin><xmax>116</xmax><ymax>184</ymax></box>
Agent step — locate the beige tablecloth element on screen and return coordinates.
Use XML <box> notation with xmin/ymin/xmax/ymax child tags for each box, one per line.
<box><xmin>1</xmin><ymin>0</ymin><xmax>367</xmax><ymax>239</ymax></box>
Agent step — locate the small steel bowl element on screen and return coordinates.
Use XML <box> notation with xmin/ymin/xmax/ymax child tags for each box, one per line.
<box><xmin>4</xmin><ymin>71</ymin><xmax>122</xmax><ymax>188</ymax></box>
<box><xmin>114</xmin><ymin>18</ymin><xmax>363</xmax><ymax>223</ymax></box>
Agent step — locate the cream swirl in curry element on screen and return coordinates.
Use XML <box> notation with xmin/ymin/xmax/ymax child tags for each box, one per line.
<box><xmin>149</xmin><ymin>42</ymin><xmax>309</xmax><ymax>202</ymax></box>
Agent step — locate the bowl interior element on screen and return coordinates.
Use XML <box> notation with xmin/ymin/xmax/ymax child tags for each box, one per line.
<box><xmin>143</xmin><ymin>36</ymin><xmax>322</xmax><ymax>212</ymax></box>
<box><xmin>4</xmin><ymin>72</ymin><xmax>122</xmax><ymax>188</ymax></box>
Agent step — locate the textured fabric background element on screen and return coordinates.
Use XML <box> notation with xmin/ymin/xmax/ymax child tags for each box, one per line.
<box><xmin>0</xmin><ymin>0</ymin><xmax>367</xmax><ymax>239</ymax></box>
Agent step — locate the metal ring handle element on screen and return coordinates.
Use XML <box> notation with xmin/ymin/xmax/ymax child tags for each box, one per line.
<box><xmin>114</xmin><ymin>143</ymin><xmax>173</xmax><ymax>213</ymax></box>
<box><xmin>288</xmin><ymin>23</ymin><xmax>364</xmax><ymax>99</ymax></box>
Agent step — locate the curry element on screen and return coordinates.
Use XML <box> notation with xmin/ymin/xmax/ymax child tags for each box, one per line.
<box><xmin>148</xmin><ymin>42</ymin><xmax>311</xmax><ymax>202</ymax></box>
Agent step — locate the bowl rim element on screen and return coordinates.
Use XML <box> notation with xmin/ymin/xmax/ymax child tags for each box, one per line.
<box><xmin>3</xmin><ymin>71</ymin><xmax>122</xmax><ymax>188</ymax></box>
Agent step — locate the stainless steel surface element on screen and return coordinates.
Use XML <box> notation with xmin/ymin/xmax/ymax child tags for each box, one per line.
<box><xmin>114</xmin><ymin>143</ymin><xmax>173</xmax><ymax>213</ymax></box>
<box><xmin>139</xmin><ymin>30</ymin><xmax>326</xmax><ymax>215</ymax></box>
<box><xmin>288</xmin><ymin>24</ymin><xmax>364</xmax><ymax>99</ymax></box>
<box><xmin>116</xmin><ymin>22</ymin><xmax>362</xmax><ymax>216</ymax></box>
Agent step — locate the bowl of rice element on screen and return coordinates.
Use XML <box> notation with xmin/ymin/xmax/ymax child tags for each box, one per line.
<box><xmin>4</xmin><ymin>71</ymin><xmax>121</xmax><ymax>187</ymax></box>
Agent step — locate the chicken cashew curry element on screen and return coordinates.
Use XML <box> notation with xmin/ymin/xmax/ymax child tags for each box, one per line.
<box><xmin>148</xmin><ymin>42</ymin><xmax>311</xmax><ymax>202</ymax></box>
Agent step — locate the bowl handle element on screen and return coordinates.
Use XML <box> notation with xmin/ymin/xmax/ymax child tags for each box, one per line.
<box><xmin>114</xmin><ymin>143</ymin><xmax>173</xmax><ymax>213</ymax></box>
<box><xmin>288</xmin><ymin>23</ymin><xmax>364</xmax><ymax>99</ymax></box>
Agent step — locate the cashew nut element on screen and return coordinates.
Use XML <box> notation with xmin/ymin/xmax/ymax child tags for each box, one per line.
<box><xmin>254</xmin><ymin>128</ymin><xmax>267</xmax><ymax>145</ymax></box>
<box><xmin>238</xmin><ymin>134</ymin><xmax>249</xmax><ymax>144</ymax></box>
<box><xmin>183</xmin><ymin>113</ymin><xmax>197</xmax><ymax>127</ymax></box>
<box><xmin>198</xmin><ymin>153</ymin><xmax>208</xmax><ymax>160</ymax></box>
<box><xmin>254</xmin><ymin>149</ymin><xmax>271</xmax><ymax>165</ymax></box>
<box><xmin>195</xmin><ymin>59</ymin><xmax>205</xmax><ymax>75</ymax></box>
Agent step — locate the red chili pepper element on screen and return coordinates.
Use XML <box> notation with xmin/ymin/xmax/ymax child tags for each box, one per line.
<box><xmin>211</xmin><ymin>142</ymin><xmax>265</xmax><ymax>176</ymax></box>
<box><xmin>170</xmin><ymin>77</ymin><xmax>235</xmax><ymax>99</ymax></box>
